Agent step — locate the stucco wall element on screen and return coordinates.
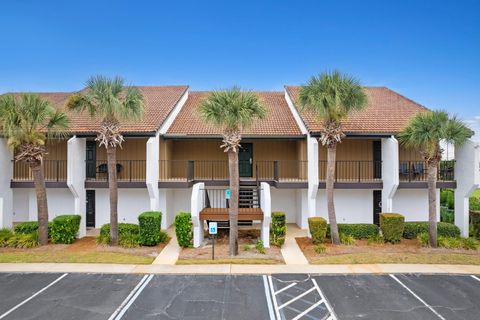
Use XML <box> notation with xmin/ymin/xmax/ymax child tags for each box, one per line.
<box><xmin>270</xmin><ymin>188</ymin><xmax>298</xmax><ymax>223</ymax></box>
<box><xmin>316</xmin><ymin>190</ymin><xmax>374</xmax><ymax>224</ymax></box>
<box><xmin>13</xmin><ymin>189</ymin><xmax>75</xmax><ymax>222</ymax></box>
<box><xmin>392</xmin><ymin>189</ymin><xmax>438</xmax><ymax>221</ymax></box>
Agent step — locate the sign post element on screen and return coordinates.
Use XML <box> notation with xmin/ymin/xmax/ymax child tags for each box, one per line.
<box><xmin>208</xmin><ymin>221</ymin><xmax>218</xmax><ymax>260</ymax></box>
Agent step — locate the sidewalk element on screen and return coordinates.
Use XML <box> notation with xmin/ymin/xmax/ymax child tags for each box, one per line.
<box><xmin>280</xmin><ymin>223</ymin><xmax>309</xmax><ymax>265</ymax></box>
<box><xmin>152</xmin><ymin>227</ymin><xmax>180</xmax><ymax>265</ymax></box>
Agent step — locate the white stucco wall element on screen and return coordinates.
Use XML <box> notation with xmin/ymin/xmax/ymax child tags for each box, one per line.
<box><xmin>392</xmin><ymin>189</ymin><xmax>440</xmax><ymax>222</ymax></box>
<box><xmin>316</xmin><ymin>189</ymin><xmax>374</xmax><ymax>224</ymax></box>
<box><xmin>0</xmin><ymin>139</ymin><xmax>13</xmax><ymax>228</ymax></box>
<box><xmin>13</xmin><ymin>189</ymin><xmax>75</xmax><ymax>222</ymax></box>
<box><xmin>94</xmin><ymin>188</ymin><xmax>150</xmax><ymax>227</ymax></box>
<box><xmin>270</xmin><ymin>188</ymin><xmax>298</xmax><ymax>223</ymax></box>
<box><xmin>67</xmin><ymin>137</ymin><xmax>86</xmax><ymax>236</ymax></box>
<box><xmin>381</xmin><ymin>137</ymin><xmax>399</xmax><ymax>212</ymax></box>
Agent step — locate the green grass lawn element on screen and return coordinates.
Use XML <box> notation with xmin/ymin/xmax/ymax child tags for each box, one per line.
<box><xmin>311</xmin><ymin>252</ymin><xmax>480</xmax><ymax>265</ymax></box>
<box><xmin>0</xmin><ymin>251</ymin><xmax>154</xmax><ymax>264</ymax></box>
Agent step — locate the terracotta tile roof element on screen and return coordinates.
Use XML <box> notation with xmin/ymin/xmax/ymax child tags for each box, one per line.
<box><xmin>166</xmin><ymin>91</ymin><xmax>303</xmax><ymax>137</ymax></box>
<box><xmin>3</xmin><ymin>86</ymin><xmax>188</xmax><ymax>134</ymax></box>
<box><xmin>285</xmin><ymin>86</ymin><xmax>429</xmax><ymax>134</ymax></box>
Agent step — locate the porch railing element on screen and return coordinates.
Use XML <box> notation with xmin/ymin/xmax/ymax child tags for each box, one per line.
<box><xmin>399</xmin><ymin>160</ymin><xmax>455</xmax><ymax>182</ymax></box>
<box><xmin>86</xmin><ymin>160</ymin><xmax>146</xmax><ymax>181</ymax></box>
<box><xmin>319</xmin><ymin>160</ymin><xmax>382</xmax><ymax>182</ymax></box>
<box><xmin>12</xmin><ymin>160</ymin><xmax>67</xmax><ymax>182</ymax></box>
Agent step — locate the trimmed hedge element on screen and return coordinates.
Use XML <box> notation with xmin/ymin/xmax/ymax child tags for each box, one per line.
<box><xmin>98</xmin><ymin>223</ymin><xmax>140</xmax><ymax>246</ymax></box>
<box><xmin>138</xmin><ymin>211</ymin><xmax>162</xmax><ymax>246</ymax></box>
<box><xmin>471</xmin><ymin>211</ymin><xmax>480</xmax><ymax>239</ymax></box>
<box><xmin>13</xmin><ymin>221</ymin><xmax>53</xmax><ymax>236</ymax></box>
<box><xmin>50</xmin><ymin>215</ymin><xmax>81</xmax><ymax>244</ymax></box>
<box><xmin>380</xmin><ymin>213</ymin><xmax>405</xmax><ymax>243</ymax></box>
<box><xmin>174</xmin><ymin>212</ymin><xmax>193</xmax><ymax>248</ymax></box>
<box><xmin>270</xmin><ymin>212</ymin><xmax>286</xmax><ymax>247</ymax></box>
<box><xmin>327</xmin><ymin>224</ymin><xmax>379</xmax><ymax>239</ymax></box>
<box><xmin>308</xmin><ymin>217</ymin><xmax>327</xmax><ymax>244</ymax></box>
<box><xmin>403</xmin><ymin>221</ymin><xmax>461</xmax><ymax>239</ymax></box>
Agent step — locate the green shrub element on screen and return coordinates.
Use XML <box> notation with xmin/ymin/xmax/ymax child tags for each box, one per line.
<box><xmin>446</xmin><ymin>191</ymin><xmax>454</xmax><ymax>210</ymax></box>
<box><xmin>403</xmin><ymin>222</ymin><xmax>461</xmax><ymax>239</ymax></box>
<box><xmin>174</xmin><ymin>212</ymin><xmax>193</xmax><ymax>248</ymax></box>
<box><xmin>440</xmin><ymin>189</ymin><xmax>451</xmax><ymax>206</ymax></box>
<box><xmin>308</xmin><ymin>217</ymin><xmax>327</xmax><ymax>244</ymax></box>
<box><xmin>243</xmin><ymin>244</ymin><xmax>253</xmax><ymax>251</ymax></box>
<box><xmin>417</xmin><ymin>232</ymin><xmax>430</xmax><ymax>247</ymax></box>
<box><xmin>0</xmin><ymin>228</ymin><xmax>13</xmax><ymax>247</ymax></box>
<box><xmin>470</xmin><ymin>197</ymin><xmax>480</xmax><ymax>211</ymax></box>
<box><xmin>138</xmin><ymin>211</ymin><xmax>162</xmax><ymax>246</ymax></box>
<box><xmin>270</xmin><ymin>212</ymin><xmax>286</xmax><ymax>247</ymax></box>
<box><xmin>470</xmin><ymin>211</ymin><xmax>480</xmax><ymax>239</ymax></box>
<box><xmin>380</xmin><ymin>213</ymin><xmax>405</xmax><ymax>243</ymax></box>
<box><xmin>119</xmin><ymin>233</ymin><xmax>141</xmax><ymax>248</ymax></box>
<box><xmin>97</xmin><ymin>223</ymin><xmax>140</xmax><ymax>247</ymax></box>
<box><xmin>440</xmin><ymin>207</ymin><xmax>454</xmax><ymax>224</ymax></box>
<box><xmin>255</xmin><ymin>239</ymin><xmax>265</xmax><ymax>254</ymax></box>
<box><xmin>438</xmin><ymin>236</ymin><xmax>463</xmax><ymax>249</ymax></box>
<box><xmin>158</xmin><ymin>231</ymin><xmax>170</xmax><ymax>244</ymax></box>
<box><xmin>327</xmin><ymin>224</ymin><xmax>379</xmax><ymax>239</ymax></box>
<box><xmin>50</xmin><ymin>215</ymin><xmax>81</xmax><ymax>244</ymax></box>
<box><xmin>367</xmin><ymin>234</ymin><xmax>385</xmax><ymax>245</ymax></box>
<box><xmin>340</xmin><ymin>234</ymin><xmax>356</xmax><ymax>245</ymax></box>
<box><xmin>462</xmin><ymin>237</ymin><xmax>479</xmax><ymax>250</ymax></box>
<box><xmin>5</xmin><ymin>233</ymin><xmax>38</xmax><ymax>248</ymax></box>
<box><xmin>13</xmin><ymin>221</ymin><xmax>53</xmax><ymax>237</ymax></box>
<box><xmin>314</xmin><ymin>243</ymin><xmax>327</xmax><ymax>254</ymax></box>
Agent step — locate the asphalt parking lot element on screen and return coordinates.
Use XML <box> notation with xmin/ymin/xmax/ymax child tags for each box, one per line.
<box><xmin>0</xmin><ymin>273</ymin><xmax>480</xmax><ymax>319</ymax></box>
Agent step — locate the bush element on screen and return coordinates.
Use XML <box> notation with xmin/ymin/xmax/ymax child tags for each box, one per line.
<box><xmin>380</xmin><ymin>213</ymin><xmax>405</xmax><ymax>243</ymax></box>
<box><xmin>255</xmin><ymin>239</ymin><xmax>265</xmax><ymax>254</ymax></box>
<box><xmin>119</xmin><ymin>233</ymin><xmax>141</xmax><ymax>248</ymax></box>
<box><xmin>0</xmin><ymin>228</ymin><xmax>13</xmax><ymax>247</ymax></box>
<box><xmin>438</xmin><ymin>236</ymin><xmax>463</xmax><ymax>249</ymax></box>
<box><xmin>440</xmin><ymin>207</ymin><xmax>454</xmax><ymax>224</ymax></box>
<box><xmin>308</xmin><ymin>217</ymin><xmax>327</xmax><ymax>244</ymax></box>
<box><xmin>367</xmin><ymin>234</ymin><xmax>385</xmax><ymax>245</ymax></box>
<box><xmin>5</xmin><ymin>233</ymin><xmax>38</xmax><ymax>248</ymax></box>
<box><xmin>440</xmin><ymin>189</ymin><xmax>454</xmax><ymax>209</ymax></box>
<box><xmin>340</xmin><ymin>234</ymin><xmax>356</xmax><ymax>245</ymax></box>
<box><xmin>13</xmin><ymin>221</ymin><xmax>53</xmax><ymax>237</ymax></box>
<box><xmin>470</xmin><ymin>211</ymin><xmax>480</xmax><ymax>239</ymax></box>
<box><xmin>174</xmin><ymin>212</ymin><xmax>193</xmax><ymax>248</ymax></box>
<box><xmin>470</xmin><ymin>197</ymin><xmax>480</xmax><ymax>211</ymax></box>
<box><xmin>138</xmin><ymin>211</ymin><xmax>163</xmax><ymax>246</ymax></box>
<box><xmin>270</xmin><ymin>212</ymin><xmax>286</xmax><ymax>247</ymax></box>
<box><xmin>314</xmin><ymin>243</ymin><xmax>327</xmax><ymax>254</ymax></box>
<box><xmin>50</xmin><ymin>215</ymin><xmax>81</xmax><ymax>244</ymax></box>
<box><xmin>97</xmin><ymin>223</ymin><xmax>140</xmax><ymax>247</ymax></box>
<box><xmin>417</xmin><ymin>232</ymin><xmax>430</xmax><ymax>247</ymax></box>
<box><xmin>327</xmin><ymin>224</ymin><xmax>379</xmax><ymax>239</ymax></box>
<box><xmin>403</xmin><ymin>222</ymin><xmax>461</xmax><ymax>239</ymax></box>
<box><xmin>462</xmin><ymin>237</ymin><xmax>479</xmax><ymax>250</ymax></box>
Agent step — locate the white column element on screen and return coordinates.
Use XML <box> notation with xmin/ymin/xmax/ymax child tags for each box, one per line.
<box><xmin>146</xmin><ymin>134</ymin><xmax>160</xmax><ymax>213</ymax></box>
<box><xmin>0</xmin><ymin>139</ymin><xmax>13</xmax><ymax>228</ymax></box>
<box><xmin>260</xmin><ymin>182</ymin><xmax>271</xmax><ymax>248</ymax></box>
<box><xmin>191</xmin><ymin>182</ymin><xmax>205</xmax><ymax>248</ymax></box>
<box><xmin>381</xmin><ymin>136</ymin><xmax>399</xmax><ymax>212</ymax></box>
<box><xmin>305</xmin><ymin>135</ymin><xmax>318</xmax><ymax>229</ymax></box>
<box><xmin>454</xmin><ymin>139</ymin><xmax>480</xmax><ymax>237</ymax></box>
<box><xmin>67</xmin><ymin>137</ymin><xmax>87</xmax><ymax>237</ymax></box>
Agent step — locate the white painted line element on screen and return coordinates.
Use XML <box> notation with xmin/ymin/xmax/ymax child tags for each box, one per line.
<box><xmin>291</xmin><ymin>299</ymin><xmax>323</xmax><ymax>320</ymax></box>
<box><xmin>108</xmin><ymin>274</ymin><xmax>153</xmax><ymax>320</ymax></box>
<box><xmin>278</xmin><ymin>287</ymin><xmax>316</xmax><ymax>309</ymax></box>
<box><xmin>471</xmin><ymin>275</ymin><xmax>480</xmax><ymax>283</ymax></box>
<box><xmin>389</xmin><ymin>274</ymin><xmax>446</xmax><ymax>320</ymax></box>
<box><xmin>268</xmin><ymin>276</ymin><xmax>281</xmax><ymax>320</ymax></box>
<box><xmin>262</xmin><ymin>275</ymin><xmax>276</xmax><ymax>320</ymax></box>
<box><xmin>0</xmin><ymin>273</ymin><xmax>68</xmax><ymax>319</ymax></box>
<box><xmin>312</xmin><ymin>279</ymin><xmax>338</xmax><ymax>320</ymax></box>
<box><xmin>274</xmin><ymin>282</ymin><xmax>296</xmax><ymax>295</ymax></box>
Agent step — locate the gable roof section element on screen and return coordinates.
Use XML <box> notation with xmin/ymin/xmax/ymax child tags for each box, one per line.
<box><xmin>3</xmin><ymin>86</ymin><xmax>188</xmax><ymax>134</ymax></box>
<box><xmin>285</xmin><ymin>86</ymin><xmax>429</xmax><ymax>135</ymax></box>
<box><xmin>166</xmin><ymin>91</ymin><xmax>303</xmax><ymax>137</ymax></box>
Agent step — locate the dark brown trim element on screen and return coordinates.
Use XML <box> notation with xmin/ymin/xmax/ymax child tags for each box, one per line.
<box><xmin>10</xmin><ymin>181</ymin><xmax>68</xmax><ymax>188</ymax></box>
<box><xmin>85</xmin><ymin>181</ymin><xmax>147</xmax><ymax>188</ymax></box>
<box><xmin>398</xmin><ymin>181</ymin><xmax>457</xmax><ymax>189</ymax></box>
<box><xmin>158</xmin><ymin>181</ymin><xmax>192</xmax><ymax>188</ymax></box>
<box><xmin>275</xmin><ymin>181</ymin><xmax>308</xmax><ymax>189</ymax></box>
<box><xmin>318</xmin><ymin>182</ymin><xmax>384</xmax><ymax>189</ymax></box>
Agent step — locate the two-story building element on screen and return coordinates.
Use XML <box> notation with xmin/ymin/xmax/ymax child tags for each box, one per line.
<box><xmin>0</xmin><ymin>85</ymin><xmax>478</xmax><ymax>244</ymax></box>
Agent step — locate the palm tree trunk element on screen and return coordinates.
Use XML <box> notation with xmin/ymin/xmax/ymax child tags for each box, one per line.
<box><xmin>427</xmin><ymin>162</ymin><xmax>438</xmax><ymax>247</ymax></box>
<box><xmin>327</xmin><ymin>145</ymin><xmax>340</xmax><ymax>244</ymax></box>
<box><xmin>31</xmin><ymin>162</ymin><xmax>49</xmax><ymax>245</ymax></box>
<box><xmin>107</xmin><ymin>145</ymin><xmax>119</xmax><ymax>246</ymax></box>
<box><xmin>228</xmin><ymin>150</ymin><xmax>239</xmax><ymax>256</ymax></box>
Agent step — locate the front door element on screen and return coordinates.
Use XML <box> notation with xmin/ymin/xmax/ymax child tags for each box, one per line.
<box><xmin>373</xmin><ymin>190</ymin><xmax>382</xmax><ymax>225</ymax></box>
<box><xmin>86</xmin><ymin>190</ymin><xmax>96</xmax><ymax>227</ymax></box>
<box><xmin>239</xmin><ymin>143</ymin><xmax>253</xmax><ymax>177</ymax></box>
<box><xmin>86</xmin><ymin>141</ymin><xmax>97</xmax><ymax>179</ymax></box>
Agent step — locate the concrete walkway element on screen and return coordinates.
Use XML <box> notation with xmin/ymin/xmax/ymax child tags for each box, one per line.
<box><xmin>152</xmin><ymin>227</ymin><xmax>180</xmax><ymax>265</ymax></box>
<box><xmin>280</xmin><ymin>223</ymin><xmax>309</xmax><ymax>265</ymax></box>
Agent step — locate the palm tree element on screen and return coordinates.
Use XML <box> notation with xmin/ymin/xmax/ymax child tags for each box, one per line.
<box><xmin>299</xmin><ymin>71</ymin><xmax>368</xmax><ymax>244</ymax></box>
<box><xmin>66</xmin><ymin>76</ymin><xmax>144</xmax><ymax>245</ymax></box>
<box><xmin>0</xmin><ymin>94</ymin><xmax>69</xmax><ymax>245</ymax></box>
<box><xmin>200</xmin><ymin>87</ymin><xmax>266</xmax><ymax>256</ymax></box>
<box><xmin>398</xmin><ymin>111</ymin><xmax>472</xmax><ymax>247</ymax></box>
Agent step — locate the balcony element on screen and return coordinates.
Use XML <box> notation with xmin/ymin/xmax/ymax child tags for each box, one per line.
<box><xmin>399</xmin><ymin>160</ymin><xmax>455</xmax><ymax>188</ymax></box>
<box><xmin>85</xmin><ymin>160</ymin><xmax>146</xmax><ymax>182</ymax></box>
<box><xmin>11</xmin><ymin>160</ymin><xmax>67</xmax><ymax>187</ymax></box>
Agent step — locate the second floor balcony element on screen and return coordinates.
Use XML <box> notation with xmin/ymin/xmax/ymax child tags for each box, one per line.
<box><xmin>85</xmin><ymin>160</ymin><xmax>147</xmax><ymax>182</ymax></box>
<box><xmin>12</xmin><ymin>160</ymin><xmax>67</xmax><ymax>182</ymax></box>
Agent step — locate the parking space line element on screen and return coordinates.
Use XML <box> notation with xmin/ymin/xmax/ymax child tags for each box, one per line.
<box><xmin>268</xmin><ymin>276</ymin><xmax>281</xmax><ymax>319</ymax></box>
<box><xmin>278</xmin><ymin>287</ymin><xmax>316</xmax><ymax>309</ymax></box>
<box><xmin>471</xmin><ymin>275</ymin><xmax>480</xmax><ymax>283</ymax></box>
<box><xmin>312</xmin><ymin>279</ymin><xmax>337</xmax><ymax>320</ymax></box>
<box><xmin>274</xmin><ymin>282</ymin><xmax>297</xmax><ymax>296</ymax></box>
<box><xmin>291</xmin><ymin>300</ymin><xmax>323</xmax><ymax>320</ymax></box>
<box><xmin>108</xmin><ymin>274</ymin><xmax>153</xmax><ymax>320</ymax></box>
<box><xmin>0</xmin><ymin>273</ymin><xmax>68</xmax><ymax>319</ymax></box>
<box><xmin>389</xmin><ymin>275</ymin><xmax>446</xmax><ymax>320</ymax></box>
<box><xmin>262</xmin><ymin>275</ymin><xmax>276</xmax><ymax>320</ymax></box>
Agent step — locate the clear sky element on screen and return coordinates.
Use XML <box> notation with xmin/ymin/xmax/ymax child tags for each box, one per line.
<box><xmin>1</xmin><ymin>0</ymin><xmax>479</xmax><ymax>134</ymax></box>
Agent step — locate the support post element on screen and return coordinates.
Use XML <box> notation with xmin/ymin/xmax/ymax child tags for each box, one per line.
<box><xmin>381</xmin><ymin>136</ymin><xmax>399</xmax><ymax>214</ymax></box>
<box><xmin>67</xmin><ymin>137</ymin><xmax>87</xmax><ymax>236</ymax></box>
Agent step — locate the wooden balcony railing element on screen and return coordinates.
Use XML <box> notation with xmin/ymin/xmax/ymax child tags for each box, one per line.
<box><xmin>12</xmin><ymin>160</ymin><xmax>67</xmax><ymax>182</ymax></box>
<box><xmin>319</xmin><ymin>160</ymin><xmax>382</xmax><ymax>182</ymax></box>
<box><xmin>86</xmin><ymin>160</ymin><xmax>146</xmax><ymax>182</ymax></box>
<box><xmin>399</xmin><ymin>160</ymin><xmax>455</xmax><ymax>182</ymax></box>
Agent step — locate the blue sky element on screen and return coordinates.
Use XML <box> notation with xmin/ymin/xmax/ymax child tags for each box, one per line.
<box><xmin>1</xmin><ymin>0</ymin><xmax>479</xmax><ymax>133</ymax></box>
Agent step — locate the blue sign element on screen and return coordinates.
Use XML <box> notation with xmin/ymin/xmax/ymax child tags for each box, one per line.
<box><xmin>225</xmin><ymin>189</ymin><xmax>231</xmax><ymax>200</ymax></box>
<box><xmin>209</xmin><ymin>222</ymin><xmax>218</xmax><ymax>235</ymax></box>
